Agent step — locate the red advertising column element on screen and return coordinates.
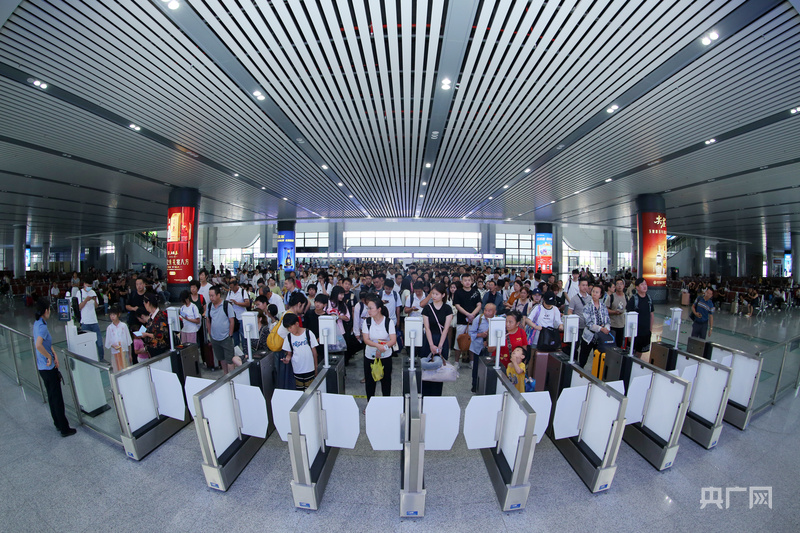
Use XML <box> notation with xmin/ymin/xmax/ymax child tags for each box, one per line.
<box><xmin>635</xmin><ymin>194</ymin><xmax>667</xmax><ymax>303</ymax></box>
<box><xmin>167</xmin><ymin>188</ymin><xmax>201</xmax><ymax>302</ymax></box>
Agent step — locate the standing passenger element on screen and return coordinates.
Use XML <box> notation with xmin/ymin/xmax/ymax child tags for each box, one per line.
<box><xmin>34</xmin><ymin>299</ymin><xmax>76</xmax><ymax>437</ymax></box>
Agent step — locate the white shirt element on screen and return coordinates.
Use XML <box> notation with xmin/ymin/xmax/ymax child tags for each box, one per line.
<box><xmin>267</xmin><ymin>291</ymin><xmax>286</xmax><ymax>315</ymax></box>
<box><xmin>180</xmin><ymin>303</ymin><xmax>201</xmax><ymax>333</ymax></box>
<box><xmin>566</xmin><ymin>277</ymin><xmax>580</xmax><ymax>300</ymax></box>
<box><xmin>405</xmin><ymin>292</ymin><xmax>425</xmax><ymax>317</ymax></box>
<box><xmin>282</xmin><ymin>330</ymin><xmax>318</xmax><ymax>374</ymax></box>
<box><xmin>362</xmin><ymin>317</ymin><xmax>396</xmax><ymax>360</ymax></box>
<box><xmin>198</xmin><ymin>282</ymin><xmax>211</xmax><ymax>307</ymax></box>
<box><xmin>315</xmin><ymin>281</ymin><xmax>333</xmax><ymax>295</ymax></box>
<box><xmin>527</xmin><ymin>304</ymin><xmax>563</xmax><ymax>345</ymax></box>
<box><xmin>352</xmin><ymin>302</ymin><xmax>371</xmax><ymax>337</ymax></box>
<box><xmin>104</xmin><ymin>321</ymin><xmax>132</xmax><ymax>352</ymax></box>
<box><xmin>381</xmin><ymin>290</ymin><xmax>402</xmax><ymax>324</ymax></box>
<box><xmin>226</xmin><ymin>287</ymin><xmax>247</xmax><ymax>320</ymax></box>
<box><xmin>79</xmin><ymin>288</ymin><xmax>98</xmax><ymax>324</ymax></box>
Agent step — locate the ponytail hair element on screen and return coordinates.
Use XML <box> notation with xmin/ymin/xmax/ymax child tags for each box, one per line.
<box><xmin>35</xmin><ymin>298</ymin><xmax>50</xmax><ymax>320</ymax></box>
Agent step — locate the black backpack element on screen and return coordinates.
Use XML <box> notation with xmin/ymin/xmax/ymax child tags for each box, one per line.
<box><xmin>287</xmin><ymin>329</ymin><xmax>313</xmax><ymax>354</ymax></box>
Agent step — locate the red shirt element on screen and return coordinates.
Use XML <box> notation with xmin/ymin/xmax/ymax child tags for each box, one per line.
<box><xmin>500</xmin><ymin>327</ymin><xmax>528</xmax><ymax>368</ymax></box>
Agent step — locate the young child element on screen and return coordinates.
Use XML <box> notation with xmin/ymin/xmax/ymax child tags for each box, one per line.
<box><xmin>506</xmin><ymin>346</ymin><xmax>526</xmax><ymax>393</ymax></box>
<box><xmin>281</xmin><ymin>313</ymin><xmax>319</xmax><ymax>391</ymax></box>
<box><xmin>104</xmin><ymin>306</ymin><xmax>132</xmax><ymax>372</ymax></box>
<box><xmin>178</xmin><ymin>290</ymin><xmax>201</xmax><ymax>344</ymax></box>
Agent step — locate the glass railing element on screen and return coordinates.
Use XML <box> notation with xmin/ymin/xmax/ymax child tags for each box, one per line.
<box><xmin>0</xmin><ymin>323</ymin><xmax>46</xmax><ymax>403</ymax></box>
<box><xmin>61</xmin><ymin>349</ymin><xmax>123</xmax><ymax>444</ymax></box>
<box><xmin>752</xmin><ymin>335</ymin><xmax>800</xmax><ymax>414</ymax></box>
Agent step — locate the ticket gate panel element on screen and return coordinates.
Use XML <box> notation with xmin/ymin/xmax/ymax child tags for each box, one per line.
<box><xmin>151</xmin><ymin>369</ymin><xmax>186</xmax><ymax>420</ymax></box>
<box><xmin>463</xmin><ymin>394</ymin><xmax>504</xmax><ymax>449</ymax></box>
<box><xmin>185</xmin><ymin>376</ymin><xmax>215</xmax><ymax>418</ymax></box>
<box><xmin>272</xmin><ymin>389</ymin><xmax>303</xmax><ymax>441</ymax></box>
<box><xmin>320</xmin><ymin>393</ymin><xmax>359</xmax><ymax>449</ymax></box>
<box><xmin>421</xmin><ymin>396</ymin><xmax>460</xmax><ymax>451</ymax></box>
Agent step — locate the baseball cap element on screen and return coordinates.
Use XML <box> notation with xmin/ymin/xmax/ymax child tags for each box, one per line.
<box><xmin>543</xmin><ymin>291</ymin><xmax>556</xmax><ymax>305</ymax></box>
<box><xmin>531</xmin><ymin>288</ymin><xmax>542</xmax><ymax>295</ymax></box>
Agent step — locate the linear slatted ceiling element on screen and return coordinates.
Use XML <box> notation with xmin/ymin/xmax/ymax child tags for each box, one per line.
<box><xmin>424</xmin><ymin>0</ymin><xmax>744</xmax><ymax>218</ymax></box>
<box><xmin>0</xmin><ymin>0</ymin><xmax>358</xmax><ymax>217</ymax></box>
<box><xmin>196</xmin><ymin>0</ymin><xmax>443</xmax><ymax>218</ymax></box>
<box><xmin>485</xmin><ymin>3</ymin><xmax>800</xmax><ymax>218</ymax></box>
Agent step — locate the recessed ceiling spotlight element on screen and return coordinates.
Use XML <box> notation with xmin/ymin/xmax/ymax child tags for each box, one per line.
<box><xmin>709</xmin><ymin>31</ymin><xmax>719</xmax><ymax>40</ymax></box>
<box><xmin>606</xmin><ymin>104</ymin><xmax>619</xmax><ymax>113</ymax></box>
<box><xmin>337</xmin><ymin>182</ymin><xmax>343</xmax><ymax>186</ymax></box>
<box><xmin>503</xmin><ymin>184</ymin><xmax>509</xmax><ymax>189</ymax></box>
<box><xmin>701</xmin><ymin>37</ymin><xmax>711</xmax><ymax>45</ymax></box>
<box><xmin>425</xmin><ymin>163</ymin><xmax>431</xmax><ymax>168</ymax></box>
<box><xmin>422</xmin><ymin>181</ymin><xmax>427</xmax><ymax>185</ymax></box>
<box><xmin>664</xmin><ymin>189</ymin><xmax>672</xmax><ymax>193</ymax></box>
<box><xmin>256</xmin><ymin>95</ymin><xmax>265</xmax><ymax>101</ymax></box>
<box><xmin>349</xmin><ymin>195</ymin><xmax>353</xmax><ymax>198</ymax></box>
<box><xmin>442</xmin><ymin>84</ymin><xmax>451</xmax><ymax>90</ymax></box>
<box><xmin>261</xmin><ymin>186</ymin><xmax>265</xmax><ymax>190</ymax></box>
<box><xmin>419</xmin><ymin>194</ymin><xmax>424</xmax><ymax>198</ymax></box>
<box><xmin>282</xmin><ymin>197</ymin><xmax>288</xmax><ymax>201</ymax></box>
<box><xmin>321</xmin><ymin>165</ymin><xmax>328</xmax><ymax>169</ymax></box>
<box><xmin>441</xmin><ymin>78</ymin><xmax>451</xmax><ymax>85</ymax></box>
<box><xmin>550</xmin><ymin>200</ymin><xmax>555</xmax><ymax>204</ymax></box>
<box><xmin>488</xmin><ymin>196</ymin><xmax>493</xmax><ymax>200</ymax></box>
<box><xmin>129</xmin><ymin>124</ymin><xmax>136</xmax><ymax>129</ymax></box>
<box><xmin>506</xmin><ymin>218</ymin><xmax>511</xmax><ymax>221</ymax></box>
<box><xmin>704</xmin><ymin>138</ymin><xmax>716</xmax><ymax>144</ymax></box>
<box><xmin>167</xmin><ymin>0</ymin><xmax>180</xmax><ymax>8</ymax></box>
<box><xmin>524</xmin><ymin>168</ymin><xmax>531</xmax><ymax>173</ymax></box>
<box><xmin>707</xmin><ymin>178</ymin><xmax>716</xmax><ymax>182</ymax></box>
<box><xmin>33</xmin><ymin>80</ymin><xmax>40</xmax><ymax>86</ymax></box>
<box><xmin>605</xmin><ymin>178</ymin><xmax>612</xmax><ymax>182</ymax></box>
<box><xmin>517</xmin><ymin>213</ymin><xmax>523</xmax><ymax>216</ymax></box>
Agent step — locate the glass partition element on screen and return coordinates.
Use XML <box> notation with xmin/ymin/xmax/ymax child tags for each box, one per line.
<box><xmin>0</xmin><ymin>325</ymin><xmax>18</xmax><ymax>382</ymax></box>
<box><xmin>12</xmin><ymin>333</ymin><xmax>43</xmax><ymax>397</ymax></box>
<box><xmin>62</xmin><ymin>350</ymin><xmax>123</xmax><ymax>445</ymax></box>
<box><xmin>752</xmin><ymin>344</ymin><xmax>784</xmax><ymax>413</ymax></box>
<box><xmin>776</xmin><ymin>339</ymin><xmax>800</xmax><ymax>401</ymax></box>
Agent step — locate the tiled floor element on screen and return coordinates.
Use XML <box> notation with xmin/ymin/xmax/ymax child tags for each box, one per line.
<box><xmin>1</xmin><ymin>301</ymin><xmax>799</xmax><ymax>532</ymax></box>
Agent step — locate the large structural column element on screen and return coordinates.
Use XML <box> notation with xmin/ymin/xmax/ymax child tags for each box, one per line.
<box><xmin>13</xmin><ymin>224</ymin><xmax>26</xmax><ymax>279</ymax></box>
<box><xmin>203</xmin><ymin>226</ymin><xmax>217</xmax><ymax>271</ymax></box>
<box><xmin>71</xmin><ymin>238</ymin><xmax>81</xmax><ymax>273</ymax></box>
<box><xmin>480</xmin><ymin>223</ymin><xmax>496</xmax><ymax>255</ymax></box>
<box><xmin>115</xmin><ymin>234</ymin><xmax>126</xmax><ymax>272</ymax></box>
<box><xmin>259</xmin><ymin>224</ymin><xmax>273</xmax><ymax>256</ymax></box>
<box><xmin>166</xmin><ymin>188</ymin><xmax>201</xmax><ymax>301</ymax></box>
<box><xmin>552</xmin><ymin>224</ymin><xmax>563</xmax><ymax>277</ymax></box>
<box><xmin>737</xmin><ymin>244</ymin><xmax>747</xmax><ymax>277</ymax></box>
<box><xmin>604</xmin><ymin>229</ymin><xmax>618</xmax><ymax>274</ymax></box>
<box><xmin>41</xmin><ymin>241</ymin><xmax>50</xmax><ymax>272</ymax></box>
<box><xmin>692</xmin><ymin>238</ymin><xmax>705</xmax><ymax>276</ymax></box>
<box><xmin>328</xmin><ymin>222</ymin><xmax>344</xmax><ymax>253</ymax></box>
<box><xmin>792</xmin><ymin>234</ymin><xmax>800</xmax><ymax>284</ymax></box>
<box><xmin>634</xmin><ymin>194</ymin><xmax>667</xmax><ymax>303</ymax></box>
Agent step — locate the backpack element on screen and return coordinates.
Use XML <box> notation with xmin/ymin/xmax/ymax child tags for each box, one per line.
<box><xmin>366</xmin><ymin>315</ymin><xmax>398</xmax><ymax>352</ymax></box>
<box><xmin>267</xmin><ymin>311</ymin><xmax>293</xmax><ymax>352</ymax></box>
<box><xmin>633</xmin><ymin>293</ymin><xmax>652</xmax><ymax>312</ymax></box>
<box><xmin>209</xmin><ymin>300</ymin><xmax>239</xmax><ymax>333</ymax></box>
<box><xmin>287</xmin><ymin>328</ymin><xmax>313</xmax><ymax>355</ymax></box>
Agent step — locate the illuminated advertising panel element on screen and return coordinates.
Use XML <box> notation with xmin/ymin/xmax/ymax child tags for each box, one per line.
<box><xmin>535</xmin><ymin>233</ymin><xmax>553</xmax><ymax>274</ymax></box>
<box><xmin>166</xmin><ymin>206</ymin><xmax>195</xmax><ymax>284</ymax></box>
<box><xmin>277</xmin><ymin>231</ymin><xmax>296</xmax><ymax>272</ymax></box>
<box><xmin>639</xmin><ymin>212</ymin><xmax>667</xmax><ymax>286</ymax></box>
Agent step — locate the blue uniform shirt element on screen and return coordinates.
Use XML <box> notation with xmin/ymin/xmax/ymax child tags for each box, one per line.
<box><xmin>33</xmin><ymin>317</ymin><xmax>55</xmax><ymax>370</ymax></box>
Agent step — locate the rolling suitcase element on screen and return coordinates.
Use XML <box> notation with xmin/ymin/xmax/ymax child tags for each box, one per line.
<box><xmin>532</xmin><ymin>352</ymin><xmax>549</xmax><ymax>392</ymax></box>
<box><xmin>681</xmin><ymin>292</ymin><xmax>691</xmax><ymax>306</ymax></box>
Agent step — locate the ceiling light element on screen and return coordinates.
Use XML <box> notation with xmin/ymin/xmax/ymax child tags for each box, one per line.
<box><xmin>321</xmin><ymin>165</ymin><xmax>328</xmax><ymax>169</ymax></box>
<box><xmin>349</xmin><ymin>195</ymin><xmax>353</xmax><ymax>198</ymax></box>
<box><xmin>605</xmin><ymin>178</ymin><xmax>613</xmax><ymax>182</ymax></box>
<box><xmin>707</xmin><ymin>178</ymin><xmax>716</xmax><ymax>182</ymax></box>
<box><xmin>441</xmin><ymin>78</ymin><xmax>451</xmax><ymax>85</ymax></box>
<box><xmin>791</xmin><ymin>108</ymin><xmax>799</xmax><ymax>114</ymax></box>
<box><xmin>524</xmin><ymin>168</ymin><xmax>531</xmax><ymax>173</ymax></box>
<box><xmin>664</xmin><ymin>189</ymin><xmax>671</xmax><ymax>193</ymax></box>
<box><xmin>550</xmin><ymin>200</ymin><xmax>555</xmax><ymax>204</ymax></box>
<box><xmin>33</xmin><ymin>80</ymin><xmax>40</xmax><ymax>86</ymax></box>
<box><xmin>40</xmin><ymin>83</ymin><xmax>47</xmax><ymax>89</ymax></box>
<box><xmin>709</xmin><ymin>31</ymin><xmax>719</xmax><ymax>40</ymax></box>
<box><xmin>701</xmin><ymin>37</ymin><xmax>711</xmax><ymax>45</ymax></box>
<box><xmin>506</xmin><ymin>218</ymin><xmax>511</xmax><ymax>221</ymax></box>
<box><xmin>704</xmin><ymin>138</ymin><xmax>716</xmax><ymax>145</ymax></box>
<box><xmin>234</xmin><ymin>173</ymin><xmax>239</xmax><ymax>177</ymax></box>
<box><xmin>256</xmin><ymin>95</ymin><xmax>265</xmax><ymax>101</ymax></box>
<box><xmin>282</xmin><ymin>197</ymin><xmax>288</xmax><ymax>201</ymax></box>
<box><xmin>261</xmin><ymin>186</ymin><xmax>265</xmax><ymax>190</ymax></box>
<box><xmin>425</xmin><ymin>163</ymin><xmax>431</xmax><ymax>168</ymax></box>
<box><xmin>419</xmin><ymin>194</ymin><xmax>424</xmax><ymax>198</ymax></box>
<box><xmin>167</xmin><ymin>0</ymin><xmax>180</xmax><ymax>8</ymax></box>
<box><xmin>337</xmin><ymin>182</ymin><xmax>343</xmax><ymax>186</ymax></box>
<box><xmin>129</xmin><ymin>124</ymin><xmax>136</xmax><ymax>129</ymax></box>
<box><xmin>488</xmin><ymin>196</ymin><xmax>493</xmax><ymax>200</ymax></box>
<box><xmin>606</xmin><ymin>104</ymin><xmax>619</xmax><ymax>113</ymax></box>
<box><xmin>503</xmin><ymin>184</ymin><xmax>509</xmax><ymax>189</ymax></box>
<box><xmin>517</xmin><ymin>213</ymin><xmax>523</xmax><ymax>216</ymax></box>
<box><xmin>422</xmin><ymin>181</ymin><xmax>427</xmax><ymax>185</ymax></box>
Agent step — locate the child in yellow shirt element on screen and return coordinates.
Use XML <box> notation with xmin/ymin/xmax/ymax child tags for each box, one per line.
<box><xmin>506</xmin><ymin>347</ymin><xmax>526</xmax><ymax>393</ymax></box>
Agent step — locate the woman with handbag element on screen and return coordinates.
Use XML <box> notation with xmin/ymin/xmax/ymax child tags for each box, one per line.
<box><xmin>361</xmin><ymin>294</ymin><xmax>397</xmax><ymax>401</ymax></box>
<box><xmin>325</xmin><ymin>286</ymin><xmax>351</xmax><ymax>352</ymax></box>
<box><xmin>421</xmin><ymin>283</ymin><xmax>454</xmax><ymax>396</ymax></box>
<box><xmin>580</xmin><ymin>285</ymin><xmax>613</xmax><ymax>368</ymax></box>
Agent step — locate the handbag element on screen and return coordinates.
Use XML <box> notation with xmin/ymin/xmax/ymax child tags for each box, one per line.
<box><xmin>524</xmin><ymin>377</ymin><xmax>536</xmax><ymax>392</ymax></box>
<box><xmin>456</xmin><ymin>332</ymin><xmax>471</xmax><ymax>352</ymax></box>
<box><xmin>329</xmin><ymin>333</ymin><xmax>348</xmax><ymax>352</ymax></box>
<box><xmin>422</xmin><ymin>361</ymin><xmax>458</xmax><ymax>382</ymax></box>
<box><xmin>536</xmin><ymin>327</ymin><xmax>560</xmax><ymax>352</ymax></box>
<box><xmin>371</xmin><ymin>357</ymin><xmax>384</xmax><ymax>381</ymax></box>
<box><xmin>420</xmin><ymin>355</ymin><xmax>443</xmax><ymax>370</ymax></box>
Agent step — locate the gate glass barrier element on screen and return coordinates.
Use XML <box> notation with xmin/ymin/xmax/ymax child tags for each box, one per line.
<box><xmin>62</xmin><ymin>349</ymin><xmax>122</xmax><ymax>444</ymax></box>
<box><xmin>752</xmin><ymin>335</ymin><xmax>800</xmax><ymax>414</ymax></box>
<box><xmin>0</xmin><ymin>324</ymin><xmax>46</xmax><ymax>401</ymax></box>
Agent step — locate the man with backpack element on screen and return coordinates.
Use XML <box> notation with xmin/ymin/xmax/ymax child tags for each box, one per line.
<box><xmin>206</xmin><ymin>285</ymin><xmax>236</xmax><ymax>374</ymax></box>
<box><xmin>280</xmin><ymin>313</ymin><xmax>319</xmax><ymax>391</ymax></box>
<box><xmin>626</xmin><ymin>277</ymin><xmax>655</xmax><ymax>358</ymax></box>
<box><xmin>225</xmin><ymin>278</ymin><xmax>250</xmax><ymax>348</ymax></box>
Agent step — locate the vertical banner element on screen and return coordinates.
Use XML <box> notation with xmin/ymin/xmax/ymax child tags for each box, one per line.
<box><xmin>166</xmin><ymin>206</ymin><xmax>195</xmax><ymax>283</ymax></box>
<box><xmin>639</xmin><ymin>212</ymin><xmax>667</xmax><ymax>287</ymax></box>
<box><xmin>277</xmin><ymin>230</ymin><xmax>296</xmax><ymax>272</ymax></box>
<box><xmin>783</xmin><ymin>253</ymin><xmax>792</xmax><ymax>278</ymax></box>
<box><xmin>535</xmin><ymin>233</ymin><xmax>553</xmax><ymax>274</ymax></box>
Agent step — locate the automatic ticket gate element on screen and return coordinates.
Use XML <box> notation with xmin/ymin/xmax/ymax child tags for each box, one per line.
<box><xmin>683</xmin><ymin>340</ymin><xmax>763</xmax><ymax>430</ymax></box>
<box><xmin>365</xmin><ymin>367</ymin><xmax>461</xmax><ymax>517</ymax></box>
<box><xmin>271</xmin><ymin>366</ymin><xmax>359</xmax><ymax>511</ymax></box>
<box><xmin>109</xmin><ymin>350</ymin><xmax>191</xmax><ymax>460</ymax></box>
<box><xmin>600</xmin><ymin>348</ymin><xmax>691</xmax><ymax>470</ymax></box>
<box><xmin>470</xmin><ymin>356</ymin><xmax>551</xmax><ymax>511</ymax></box>
<box><xmin>188</xmin><ymin>357</ymin><xmax>275</xmax><ymax>491</ymax></box>
<box><xmin>650</xmin><ymin>342</ymin><xmax>732</xmax><ymax>448</ymax></box>
<box><xmin>545</xmin><ymin>352</ymin><xmax>627</xmax><ymax>492</ymax></box>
